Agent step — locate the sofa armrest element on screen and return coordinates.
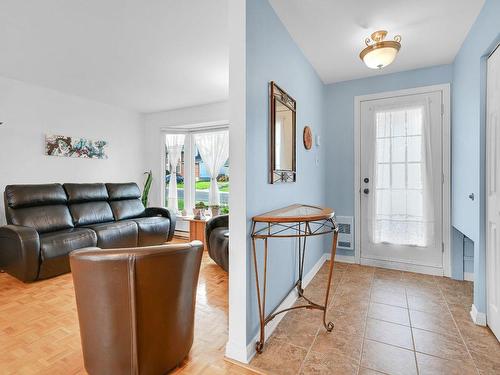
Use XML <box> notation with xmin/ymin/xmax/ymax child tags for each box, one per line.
<box><xmin>143</xmin><ymin>207</ymin><xmax>176</xmax><ymax>241</ymax></box>
<box><xmin>0</xmin><ymin>225</ymin><xmax>40</xmax><ymax>282</ymax></box>
<box><xmin>206</xmin><ymin>215</ymin><xmax>228</xmax><ymax>232</ymax></box>
<box><xmin>205</xmin><ymin>215</ymin><xmax>229</xmax><ymax>241</ymax></box>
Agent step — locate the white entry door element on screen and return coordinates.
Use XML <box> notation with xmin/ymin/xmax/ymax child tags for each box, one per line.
<box><xmin>360</xmin><ymin>91</ymin><xmax>444</xmax><ymax>273</ymax></box>
<box><xmin>487</xmin><ymin>45</ymin><xmax>500</xmax><ymax>340</ymax></box>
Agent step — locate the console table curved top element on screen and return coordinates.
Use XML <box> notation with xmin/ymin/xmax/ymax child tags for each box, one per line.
<box><xmin>252</xmin><ymin>204</ymin><xmax>334</xmax><ymax>223</ymax></box>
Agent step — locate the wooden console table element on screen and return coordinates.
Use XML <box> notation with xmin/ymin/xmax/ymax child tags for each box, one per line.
<box><xmin>251</xmin><ymin>204</ymin><xmax>339</xmax><ymax>353</ymax></box>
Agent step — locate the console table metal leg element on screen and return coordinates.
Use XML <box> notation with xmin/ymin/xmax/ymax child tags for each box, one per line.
<box><xmin>297</xmin><ymin>222</ymin><xmax>307</xmax><ymax>294</ymax></box>
<box><xmin>252</xmin><ymin>230</ymin><xmax>268</xmax><ymax>354</ymax></box>
<box><xmin>322</xmin><ymin>222</ymin><xmax>339</xmax><ymax>331</ymax></box>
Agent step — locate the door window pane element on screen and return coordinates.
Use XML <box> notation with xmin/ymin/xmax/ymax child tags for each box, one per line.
<box><xmin>377</xmin><ymin>164</ymin><xmax>390</xmax><ymax>189</ymax></box>
<box><xmin>407</xmin><ymin>136</ymin><xmax>422</xmax><ymax>162</ymax></box>
<box><xmin>407</xmin><ymin>109</ymin><xmax>422</xmax><ymax>135</ymax></box>
<box><xmin>407</xmin><ymin>164</ymin><xmax>422</xmax><ymax>189</ymax></box>
<box><xmin>374</xmin><ymin>106</ymin><xmax>426</xmax><ymax>246</ymax></box>
<box><xmin>376</xmin><ymin>138</ymin><xmax>391</xmax><ymax>162</ymax></box>
<box><xmin>376</xmin><ymin>112</ymin><xmax>391</xmax><ymax>137</ymax></box>
<box><xmin>407</xmin><ymin>190</ymin><xmax>423</xmax><ymax>218</ymax></box>
<box><xmin>391</xmin><ymin>111</ymin><xmax>406</xmax><ymax>136</ymax></box>
<box><xmin>391</xmin><ymin>137</ymin><xmax>406</xmax><ymax>162</ymax></box>
<box><xmin>392</xmin><ymin>163</ymin><xmax>406</xmax><ymax>189</ymax></box>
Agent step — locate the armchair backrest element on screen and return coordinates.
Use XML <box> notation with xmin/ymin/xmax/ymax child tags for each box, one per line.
<box><xmin>70</xmin><ymin>241</ymin><xmax>204</xmax><ymax>375</ymax></box>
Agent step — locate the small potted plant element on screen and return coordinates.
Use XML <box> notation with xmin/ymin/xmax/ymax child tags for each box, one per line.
<box><xmin>209</xmin><ymin>204</ymin><xmax>220</xmax><ymax>217</ymax></box>
<box><xmin>193</xmin><ymin>202</ymin><xmax>206</xmax><ymax>219</ymax></box>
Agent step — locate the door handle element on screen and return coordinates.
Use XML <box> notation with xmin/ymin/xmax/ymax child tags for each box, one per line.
<box><xmin>363</xmin><ymin>188</ymin><xmax>370</xmax><ymax>194</ymax></box>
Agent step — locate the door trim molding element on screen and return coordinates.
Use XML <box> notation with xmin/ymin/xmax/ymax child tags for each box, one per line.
<box><xmin>354</xmin><ymin>84</ymin><xmax>452</xmax><ymax>276</ymax></box>
<box><xmin>360</xmin><ymin>257</ymin><xmax>444</xmax><ymax>276</ymax></box>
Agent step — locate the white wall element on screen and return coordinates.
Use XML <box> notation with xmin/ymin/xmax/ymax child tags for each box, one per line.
<box><xmin>0</xmin><ymin>76</ymin><xmax>144</xmax><ymax>225</ymax></box>
<box><xmin>142</xmin><ymin>101</ymin><xmax>229</xmax><ymax>208</ymax></box>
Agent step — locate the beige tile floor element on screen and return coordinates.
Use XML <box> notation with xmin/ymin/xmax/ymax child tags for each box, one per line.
<box><xmin>249</xmin><ymin>261</ymin><xmax>500</xmax><ymax>375</ymax></box>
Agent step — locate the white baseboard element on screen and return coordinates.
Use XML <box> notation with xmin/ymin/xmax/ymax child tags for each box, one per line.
<box><xmin>332</xmin><ymin>254</ymin><xmax>356</xmax><ymax>263</ymax></box>
<box><xmin>464</xmin><ymin>272</ymin><xmax>474</xmax><ymax>282</ymax></box>
<box><xmin>174</xmin><ymin>231</ymin><xmax>189</xmax><ymax>238</ymax></box>
<box><xmin>470</xmin><ymin>304</ymin><xmax>487</xmax><ymax>326</ymax></box>
<box><xmin>245</xmin><ymin>252</ymin><xmax>328</xmax><ymax>363</ymax></box>
<box><xmin>360</xmin><ymin>257</ymin><xmax>443</xmax><ymax>276</ymax></box>
<box><xmin>303</xmin><ymin>252</ymin><xmax>329</xmax><ymax>286</ymax></box>
<box><xmin>225</xmin><ymin>341</ymin><xmax>249</xmax><ymax>364</ymax></box>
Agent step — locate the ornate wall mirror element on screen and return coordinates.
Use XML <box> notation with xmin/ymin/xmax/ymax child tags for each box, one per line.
<box><xmin>269</xmin><ymin>81</ymin><xmax>296</xmax><ymax>183</ymax></box>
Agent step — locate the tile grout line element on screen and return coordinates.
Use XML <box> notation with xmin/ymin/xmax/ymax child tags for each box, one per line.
<box><xmin>407</xmin><ymin>278</ymin><xmax>484</xmax><ymax>371</ymax></box>
<box><xmin>254</xmin><ymin>267</ymin><xmax>484</xmax><ymax>375</ymax></box>
<box><xmin>405</xmin><ymin>276</ymin><xmax>420</xmax><ymax>375</ymax></box>
<box><xmin>435</xmin><ymin>280</ymin><xmax>481</xmax><ymax>375</ymax></box>
<box><xmin>296</xmin><ymin>264</ymin><xmax>346</xmax><ymax>375</ymax></box>
<box><xmin>356</xmin><ymin>266</ymin><xmax>375</xmax><ymax>375</ymax></box>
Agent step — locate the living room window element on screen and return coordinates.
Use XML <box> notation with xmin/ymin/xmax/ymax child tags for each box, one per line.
<box><xmin>164</xmin><ymin>128</ymin><xmax>229</xmax><ymax>216</ymax></box>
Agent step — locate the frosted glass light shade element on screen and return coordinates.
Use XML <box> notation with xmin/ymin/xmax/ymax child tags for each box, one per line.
<box><xmin>362</xmin><ymin>46</ymin><xmax>399</xmax><ymax>69</ymax></box>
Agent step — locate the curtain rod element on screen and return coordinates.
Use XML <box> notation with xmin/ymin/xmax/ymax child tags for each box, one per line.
<box><xmin>160</xmin><ymin>125</ymin><xmax>229</xmax><ymax>134</ymax></box>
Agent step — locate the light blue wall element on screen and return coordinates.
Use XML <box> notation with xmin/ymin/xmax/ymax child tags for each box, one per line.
<box><xmin>452</xmin><ymin>0</ymin><xmax>500</xmax><ymax>313</ymax></box>
<box><xmin>243</xmin><ymin>0</ymin><xmax>500</xmax><ymax>344</ymax></box>
<box><xmin>324</xmin><ymin>65</ymin><xmax>453</xmax><ymax>256</ymax></box>
<box><xmin>245</xmin><ymin>0</ymin><xmax>327</xmax><ymax>341</ymax></box>
<box><xmin>451</xmin><ymin>227</ymin><xmax>475</xmax><ymax>279</ymax></box>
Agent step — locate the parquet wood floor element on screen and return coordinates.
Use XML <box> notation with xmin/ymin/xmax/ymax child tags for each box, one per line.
<box><xmin>0</xmin><ymin>238</ymin><xmax>255</xmax><ymax>375</ymax></box>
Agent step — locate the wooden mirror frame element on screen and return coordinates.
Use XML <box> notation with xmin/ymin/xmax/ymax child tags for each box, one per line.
<box><xmin>269</xmin><ymin>81</ymin><xmax>297</xmax><ymax>183</ymax></box>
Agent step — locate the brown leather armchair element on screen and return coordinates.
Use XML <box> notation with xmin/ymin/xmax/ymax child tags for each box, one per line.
<box><xmin>70</xmin><ymin>241</ymin><xmax>203</xmax><ymax>375</ymax></box>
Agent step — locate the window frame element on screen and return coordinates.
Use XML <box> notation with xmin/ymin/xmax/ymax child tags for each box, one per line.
<box><xmin>161</xmin><ymin>124</ymin><xmax>229</xmax><ymax>216</ymax></box>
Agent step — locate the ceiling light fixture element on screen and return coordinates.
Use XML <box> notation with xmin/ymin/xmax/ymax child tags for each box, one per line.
<box><xmin>359</xmin><ymin>30</ymin><xmax>402</xmax><ymax>69</ymax></box>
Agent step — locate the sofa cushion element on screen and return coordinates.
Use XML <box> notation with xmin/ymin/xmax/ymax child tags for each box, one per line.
<box><xmin>130</xmin><ymin>217</ymin><xmax>170</xmax><ymax>246</ymax></box>
<box><xmin>106</xmin><ymin>183</ymin><xmax>141</xmax><ymax>200</ymax></box>
<box><xmin>8</xmin><ymin>205</ymin><xmax>74</xmax><ymax>233</ymax></box>
<box><xmin>64</xmin><ymin>183</ymin><xmax>109</xmax><ymax>203</ymax></box>
<box><xmin>85</xmin><ymin>221</ymin><xmax>138</xmax><ymax>248</ymax></box>
<box><xmin>38</xmin><ymin>228</ymin><xmax>97</xmax><ymax>279</ymax></box>
<box><xmin>5</xmin><ymin>184</ymin><xmax>67</xmax><ymax>208</ymax></box>
<box><xmin>109</xmin><ymin>199</ymin><xmax>145</xmax><ymax>220</ymax></box>
<box><xmin>69</xmin><ymin>202</ymin><xmax>114</xmax><ymax>226</ymax></box>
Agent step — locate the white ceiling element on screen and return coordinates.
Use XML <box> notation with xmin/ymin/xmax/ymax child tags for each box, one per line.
<box><xmin>0</xmin><ymin>1</ymin><xmax>486</xmax><ymax>112</ymax></box>
<box><xmin>269</xmin><ymin>0</ymin><xmax>485</xmax><ymax>83</ymax></box>
<box><xmin>0</xmin><ymin>0</ymin><xmax>228</xmax><ymax>113</ymax></box>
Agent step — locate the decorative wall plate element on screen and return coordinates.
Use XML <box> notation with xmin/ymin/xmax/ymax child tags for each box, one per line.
<box><xmin>303</xmin><ymin>126</ymin><xmax>312</xmax><ymax>150</ymax></box>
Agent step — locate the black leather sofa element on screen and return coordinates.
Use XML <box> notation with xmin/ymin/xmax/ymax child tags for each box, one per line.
<box><xmin>0</xmin><ymin>182</ymin><xmax>176</xmax><ymax>282</ymax></box>
<box><xmin>205</xmin><ymin>215</ymin><xmax>229</xmax><ymax>272</ymax></box>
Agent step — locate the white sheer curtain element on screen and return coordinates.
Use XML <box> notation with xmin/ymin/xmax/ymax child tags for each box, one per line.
<box><xmin>194</xmin><ymin>131</ymin><xmax>229</xmax><ymax>206</ymax></box>
<box><xmin>369</xmin><ymin>99</ymin><xmax>434</xmax><ymax>247</ymax></box>
<box><xmin>165</xmin><ymin>134</ymin><xmax>185</xmax><ymax>212</ymax></box>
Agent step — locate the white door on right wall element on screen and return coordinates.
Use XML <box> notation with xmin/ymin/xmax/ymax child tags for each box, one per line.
<box><xmin>487</xmin><ymin>45</ymin><xmax>500</xmax><ymax>341</ymax></box>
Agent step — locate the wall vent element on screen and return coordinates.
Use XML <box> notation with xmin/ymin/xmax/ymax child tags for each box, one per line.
<box><xmin>336</xmin><ymin>216</ymin><xmax>353</xmax><ymax>250</ymax></box>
